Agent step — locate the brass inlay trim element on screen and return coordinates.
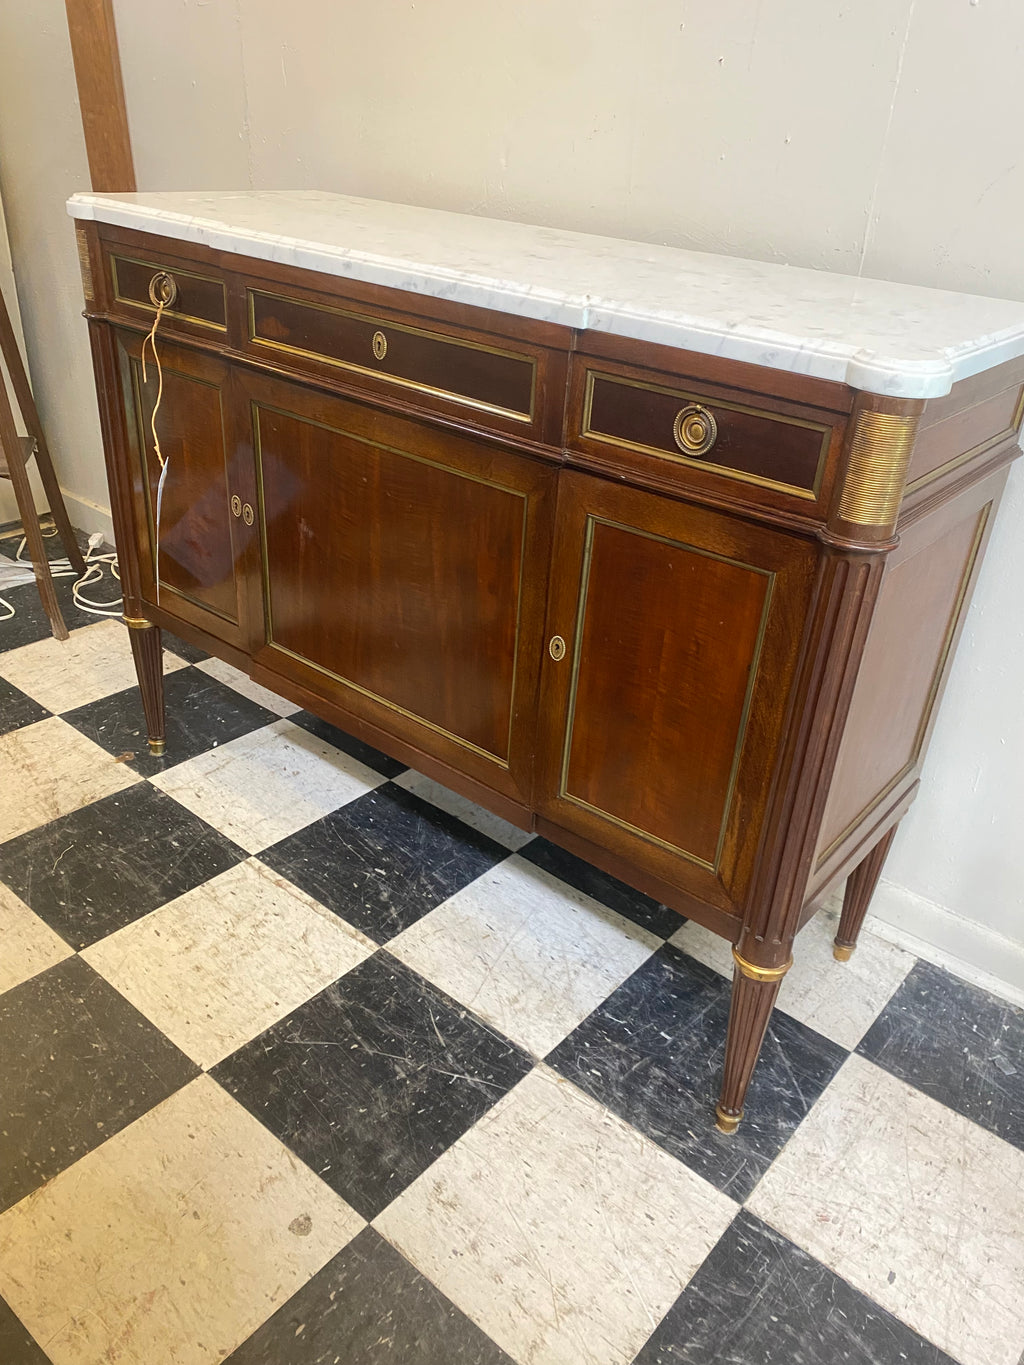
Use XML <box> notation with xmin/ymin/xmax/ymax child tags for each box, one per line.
<box><xmin>75</xmin><ymin>225</ymin><xmax>94</xmax><ymax>303</ymax></box>
<box><xmin>905</xmin><ymin>385</ymin><xmax>1024</xmax><ymax>494</ymax></box>
<box><xmin>837</xmin><ymin>410</ymin><xmax>919</xmax><ymax>527</ymax></box>
<box><xmin>252</xmin><ymin>400</ymin><xmax>528</xmax><ymax>769</ymax></box>
<box><xmin>815</xmin><ymin>502</ymin><xmax>991</xmax><ymax>870</ymax></box>
<box><xmin>557</xmin><ymin>515</ymin><xmax>775</xmax><ymax>873</ymax></box>
<box><xmin>732</xmin><ymin>947</ymin><xmax>792</xmax><ymax>982</ymax></box>
<box><xmin>581</xmin><ymin>370</ymin><xmax>831</xmax><ymax>501</ymax></box>
<box><xmin>248</xmin><ymin>288</ymin><xmax>537</xmax><ymax>424</ymax></box>
<box><xmin>112</xmin><ymin>255</ymin><xmax>227</xmax><ymax>332</ymax></box>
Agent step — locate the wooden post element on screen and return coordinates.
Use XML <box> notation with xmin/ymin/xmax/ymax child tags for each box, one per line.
<box><xmin>64</xmin><ymin>0</ymin><xmax>136</xmax><ymax>192</ymax></box>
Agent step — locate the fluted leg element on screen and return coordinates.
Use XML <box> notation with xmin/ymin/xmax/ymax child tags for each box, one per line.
<box><xmin>125</xmin><ymin>616</ymin><xmax>165</xmax><ymax>756</ymax></box>
<box><xmin>833</xmin><ymin>825</ymin><xmax>898</xmax><ymax>961</ymax></box>
<box><xmin>716</xmin><ymin>948</ymin><xmax>792</xmax><ymax>1134</ymax></box>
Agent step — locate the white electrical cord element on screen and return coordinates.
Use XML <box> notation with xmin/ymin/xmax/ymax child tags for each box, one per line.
<box><xmin>0</xmin><ymin>526</ymin><xmax>122</xmax><ymax>624</ymax></box>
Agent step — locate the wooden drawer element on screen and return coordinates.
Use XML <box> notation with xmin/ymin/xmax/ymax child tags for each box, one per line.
<box><xmin>106</xmin><ymin>248</ymin><xmax>227</xmax><ymax>334</ymax></box>
<box><xmin>569</xmin><ymin>357</ymin><xmax>836</xmax><ymax>507</ymax></box>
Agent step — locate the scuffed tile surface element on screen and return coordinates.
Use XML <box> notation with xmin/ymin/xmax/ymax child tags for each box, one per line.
<box><xmin>634</xmin><ymin>1208</ymin><xmax>958</xmax><ymax>1364</ymax></box>
<box><xmin>857</xmin><ymin>958</ymin><xmax>1024</xmax><ymax>1150</ymax></box>
<box><xmin>547</xmin><ymin>944</ymin><xmax>846</xmax><ymax>1200</ymax></box>
<box><xmin>0</xmin><ymin>881</ymin><xmax>74</xmax><ymax>994</ymax></box>
<box><xmin>749</xmin><ymin>1055</ymin><xmax>1024</xmax><ymax>1365</ymax></box>
<box><xmin>212</xmin><ymin>953</ymin><xmax>532</xmax><ymax>1220</ymax></box>
<box><xmin>672</xmin><ymin>906</ymin><xmax>915</xmax><ymax>1049</ymax></box>
<box><xmin>0</xmin><ymin>676</ymin><xmax>49</xmax><ymax>737</ymax></box>
<box><xmin>151</xmin><ymin>718</ymin><xmax>384</xmax><ymax>854</ymax></box>
<box><xmin>195</xmin><ymin>655</ymin><xmax>301</xmax><ymax>715</ymax></box>
<box><xmin>259</xmin><ymin>783</ymin><xmax>507</xmax><ymax>943</ymax></box>
<box><xmin>83</xmin><ymin>858</ymin><xmax>376</xmax><ymax>1069</ymax></box>
<box><xmin>0</xmin><ymin>1294</ymin><xmax>50</xmax><ymax>1365</ymax></box>
<box><xmin>377</xmin><ymin>1066</ymin><xmax>737</xmax><ymax>1365</ymax></box>
<box><xmin>0</xmin><ymin>1076</ymin><xmax>363</xmax><ymax>1365</ymax></box>
<box><xmin>393</xmin><ymin>769</ymin><xmax>534</xmax><ymax>850</ymax></box>
<box><xmin>0</xmin><ymin>784</ymin><xmax>246</xmax><ymax>949</ymax></box>
<box><xmin>518</xmin><ymin>837</ymin><xmax>682</xmax><ymax>938</ymax></box>
<box><xmin>291</xmin><ymin>710</ymin><xmax>407</xmax><ymax>778</ymax></box>
<box><xmin>0</xmin><ymin>956</ymin><xmax>198</xmax><ymax>1212</ymax></box>
<box><xmin>225</xmin><ymin>1227</ymin><xmax>516</xmax><ymax>1365</ymax></box>
<box><xmin>0</xmin><ymin>717</ymin><xmax>139</xmax><ymax>843</ymax></box>
<box><xmin>390</xmin><ymin>855</ymin><xmax>659</xmax><ymax>1056</ymax></box>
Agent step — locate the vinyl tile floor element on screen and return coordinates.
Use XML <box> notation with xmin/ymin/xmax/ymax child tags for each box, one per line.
<box><xmin>1</xmin><ymin>536</ymin><xmax>1023</xmax><ymax>1365</ymax></box>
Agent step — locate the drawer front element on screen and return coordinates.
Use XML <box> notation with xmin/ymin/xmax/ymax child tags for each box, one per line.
<box><xmin>248</xmin><ymin>287</ymin><xmax>537</xmax><ymax>423</ymax></box>
<box><xmin>578</xmin><ymin>367</ymin><xmax>831</xmax><ymax>499</ymax></box>
<box><xmin>109</xmin><ymin>253</ymin><xmax>227</xmax><ymax>332</ymax></box>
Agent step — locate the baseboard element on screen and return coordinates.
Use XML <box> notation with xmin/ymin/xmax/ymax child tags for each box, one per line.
<box><xmin>60</xmin><ymin>489</ymin><xmax>114</xmax><ymax>542</ymax></box>
<box><xmin>867</xmin><ymin>879</ymin><xmax>1024</xmax><ymax>1008</ymax></box>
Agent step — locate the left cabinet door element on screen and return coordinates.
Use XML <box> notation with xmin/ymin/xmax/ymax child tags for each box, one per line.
<box><xmin>114</xmin><ymin>328</ymin><xmax>260</xmax><ymax>649</ymax></box>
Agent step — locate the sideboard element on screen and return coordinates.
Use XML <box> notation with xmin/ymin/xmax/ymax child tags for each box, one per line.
<box><xmin>68</xmin><ymin>191</ymin><xmax>1024</xmax><ymax>1133</ymax></box>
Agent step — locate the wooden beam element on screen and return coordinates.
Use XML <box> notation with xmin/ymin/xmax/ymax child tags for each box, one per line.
<box><xmin>64</xmin><ymin>0</ymin><xmax>136</xmax><ymax>192</ymax></box>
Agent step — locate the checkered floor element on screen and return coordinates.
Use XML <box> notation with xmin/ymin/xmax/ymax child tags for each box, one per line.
<box><xmin>1</xmin><ymin>528</ymin><xmax>1023</xmax><ymax>1365</ymax></box>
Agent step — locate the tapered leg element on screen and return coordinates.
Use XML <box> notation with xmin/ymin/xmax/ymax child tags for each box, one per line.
<box><xmin>716</xmin><ymin>947</ymin><xmax>792</xmax><ymax>1134</ymax></box>
<box><xmin>833</xmin><ymin>825</ymin><xmax>898</xmax><ymax>961</ymax></box>
<box><xmin>125</xmin><ymin>617</ymin><xmax>165</xmax><ymax>755</ymax></box>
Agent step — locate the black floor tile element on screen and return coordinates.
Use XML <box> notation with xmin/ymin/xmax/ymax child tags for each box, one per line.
<box><xmin>518</xmin><ymin>837</ymin><xmax>683</xmax><ymax>939</ymax></box>
<box><xmin>212</xmin><ymin>952</ymin><xmax>532</xmax><ymax>1220</ymax></box>
<box><xmin>546</xmin><ymin>944</ymin><xmax>846</xmax><ymax>1201</ymax></box>
<box><xmin>225</xmin><ymin>1227</ymin><xmax>514</xmax><ymax>1365</ymax></box>
<box><xmin>857</xmin><ymin>958</ymin><xmax>1024</xmax><ymax>1152</ymax></box>
<box><xmin>0</xmin><ymin>569</ymin><xmax>106</xmax><ymax>651</ymax></box>
<box><xmin>0</xmin><ymin>676</ymin><xmax>50</xmax><ymax>736</ymax></box>
<box><xmin>0</xmin><ymin>956</ymin><xmax>198</xmax><ymax>1212</ymax></box>
<box><xmin>633</xmin><ymin>1209</ymin><xmax>956</xmax><ymax>1364</ymax></box>
<box><xmin>61</xmin><ymin>666</ymin><xmax>278</xmax><ymax>776</ymax></box>
<box><xmin>259</xmin><ymin>782</ymin><xmax>508</xmax><ymax>943</ymax></box>
<box><xmin>0</xmin><ymin>1296</ymin><xmax>49</xmax><ymax>1365</ymax></box>
<box><xmin>0</xmin><ymin>784</ymin><xmax>246</xmax><ymax>948</ymax></box>
<box><xmin>291</xmin><ymin>710</ymin><xmax>407</xmax><ymax>779</ymax></box>
<box><xmin>162</xmin><ymin>630</ymin><xmax>210</xmax><ymax>663</ymax></box>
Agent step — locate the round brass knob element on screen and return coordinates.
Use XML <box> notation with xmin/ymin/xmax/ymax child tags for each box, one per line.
<box><xmin>230</xmin><ymin>494</ymin><xmax>242</xmax><ymax>518</ymax></box>
<box><xmin>548</xmin><ymin>635</ymin><xmax>566</xmax><ymax>662</ymax></box>
<box><xmin>242</xmin><ymin>503</ymin><xmax>255</xmax><ymax>526</ymax></box>
<box><xmin>148</xmin><ymin>271</ymin><xmax>178</xmax><ymax>309</ymax></box>
<box><xmin>372</xmin><ymin>330</ymin><xmax>388</xmax><ymax>361</ymax></box>
<box><xmin>672</xmin><ymin>404</ymin><xmax>717</xmax><ymax>457</ymax></box>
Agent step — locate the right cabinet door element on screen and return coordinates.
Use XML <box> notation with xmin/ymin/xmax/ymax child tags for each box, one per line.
<box><xmin>536</xmin><ymin>471</ymin><xmax>817</xmax><ymax>916</ymax></box>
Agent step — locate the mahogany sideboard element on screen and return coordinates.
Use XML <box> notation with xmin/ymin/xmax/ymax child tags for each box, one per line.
<box><xmin>68</xmin><ymin>191</ymin><xmax>1024</xmax><ymax>1133</ymax></box>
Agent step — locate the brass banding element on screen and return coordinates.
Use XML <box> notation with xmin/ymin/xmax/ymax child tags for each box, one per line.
<box><xmin>715</xmin><ymin>1103</ymin><xmax>742</xmax><ymax>1134</ymax></box>
<box><xmin>731</xmin><ymin>947</ymin><xmax>793</xmax><ymax>982</ymax></box>
<box><xmin>123</xmin><ymin>615</ymin><xmax>154</xmax><ymax>630</ymax></box>
<box><xmin>837</xmin><ymin>410</ymin><xmax>919</xmax><ymax>528</ymax></box>
<box><xmin>75</xmin><ymin>225</ymin><xmax>94</xmax><ymax>303</ymax></box>
<box><xmin>148</xmin><ymin>738</ymin><xmax>166</xmax><ymax>757</ymax></box>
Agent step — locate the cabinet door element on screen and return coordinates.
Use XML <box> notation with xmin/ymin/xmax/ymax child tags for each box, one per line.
<box><xmin>115</xmin><ymin>328</ymin><xmax>259</xmax><ymax>649</ymax></box>
<box><xmin>246</xmin><ymin>372</ymin><xmax>555</xmax><ymax>807</ymax></box>
<box><xmin>536</xmin><ymin>472</ymin><xmax>816</xmax><ymax>916</ymax></box>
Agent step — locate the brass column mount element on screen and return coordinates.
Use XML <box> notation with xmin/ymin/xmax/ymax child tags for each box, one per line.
<box><xmin>730</xmin><ymin>947</ymin><xmax>794</xmax><ymax>982</ymax></box>
<box><xmin>829</xmin><ymin>395</ymin><xmax>924</xmax><ymax>545</ymax></box>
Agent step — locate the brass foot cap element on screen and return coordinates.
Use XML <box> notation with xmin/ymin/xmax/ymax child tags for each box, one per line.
<box><xmin>715</xmin><ymin>1103</ymin><xmax>742</xmax><ymax>1135</ymax></box>
<box><xmin>148</xmin><ymin>738</ymin><xmax>166</xmax><ymax>757</ymax></box>
<box><xmin>833</xmin><ymin>942</ymin><xmax>855</xmax><ymax>962</ymax></box>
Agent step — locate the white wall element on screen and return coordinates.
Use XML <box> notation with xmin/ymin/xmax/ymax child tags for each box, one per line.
<box><xmin>0</xmin><ymin>0</ymin><xmax>1021</xmax><ymax>987</ymax></box>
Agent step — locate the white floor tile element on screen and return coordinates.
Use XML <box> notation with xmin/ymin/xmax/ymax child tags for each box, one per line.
<box><xmin>0</xmin><ymin>882</ymin><xmax>73</xmax><ymax>993</ymax></box>
<box><xmin>0</xmin><ymin>619</ymin><xmax>188</xmax><ymax>713</ymax></box>
<box><xmin>389</xmin><ymin>856</ymin><xmax>659</xmax><ymax>1058</ymax></box>
<box><xmin>748</xmin><ymin>1054</ymin><xmax>1024</xmax><ymax>1365</ymax></box>
<box><xmin>671</xmin><ymin>905</ymin><xmax>915</xmax><ymax>1049</ymax></box>
<box><xmin>195</xmin><ymin>656</ymin><xmax>300</xmax><ymax>717</ymax></box>
<box><xmin>83</xmin><ymin>858</ymin><xmax>376</xmax><ymax>1068</ymax></box>
<box><xmin>0</xmin><ymin>718</ymin><xmax>140</xmax><ymax>843</ymax></box>
<box><xmin>377</xmin><ymin>1066</ymin><xmax>736</xmax><ymax>1365</ymax></box>
<box><xmin>150</xmin><ymin>718</ymin><xmax>384</xmax><ymax>853</ymax></box>
<box><xmin>393</xmin><ymin>770</ymin><xmax>534</xmax><ymax>850</ymax></box>
<box><xmin>0</xmin><ymin>1075</ymin><xmax>362</xmax><ymax>1365</ymax></box>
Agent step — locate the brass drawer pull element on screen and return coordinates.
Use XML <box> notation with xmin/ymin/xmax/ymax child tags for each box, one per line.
<box><xmin>242</xmin><ymin>503</ymin><xmax>255</xmax><ymax>526</ymax></box>
<box><xmin>549</xmin><ymin>635</ymin><xmax>567</xmax><ymax>661</ymax></box>
<box><xmin>148</xmin><ymin>270</ymin><xmax>178</xmax><ymax>309</ymax></box>
<box><xmin>230</xmin><ymin>494</ymin><xmax>242</xmax><ymax>518</ymax></box>
<box><xmin>372</xmin><ymin>330</ymin><xmax>388</xmax><ymax>361</ymax></box>
<box><xmin>673</xmin><ymin>404</ymin><xmax>717</xmax><ymax>457</ymax></box>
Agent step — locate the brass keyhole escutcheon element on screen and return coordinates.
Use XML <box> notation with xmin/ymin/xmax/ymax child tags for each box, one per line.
<box><xmin>242</xmin><ymin>503</ymin><xmax>255</xmax><ymax>526</ymax></box>
<box><xmin>548</xmin><ymin>635</ymin><xmax>567</xmax><ymax>662</ymax></box>
<box><xmin>673</xmin><ymin>404</ymin><xmax>718</xmax><ymax>457</ymax></box>
<box><xmin>372</xmin><ymin>330</ymin><xmax>388</xmax><ymax>361</ymax></box>
<box><xmin>148</xmin><ymin>270</ymin><xmax>178</xmax><ymax>309</ymax></box>
<box><xmin>230</xmin><ymin>494</ymin><xmax>242</xmax><ymax>518</ymax></box>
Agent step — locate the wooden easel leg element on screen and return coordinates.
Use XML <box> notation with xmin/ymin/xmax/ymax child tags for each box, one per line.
<box><xmin>715</xmin><ymin>947</ymin><xmax>792</xmax><ymax>1134</ymax></box>
<box><xmin>833</xmin><ymin>824</ymin><xmax>899</xmax><ymax>961</ymax></box>
<box><xmin>0</xmin><ymin>389</ymin><xmax>68</xmax><ymax>641</ymax></box>
<box><xmin>125</xmin><ymin>617</ymin><xmax>165</xmax><ymax>755</ymax></box>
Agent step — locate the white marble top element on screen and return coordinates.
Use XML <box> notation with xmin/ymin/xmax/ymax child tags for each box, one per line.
<box><xmin>68</xmin><ymin>189</ymin><xmax>1024</xmax><ymax>399</ymax></box>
